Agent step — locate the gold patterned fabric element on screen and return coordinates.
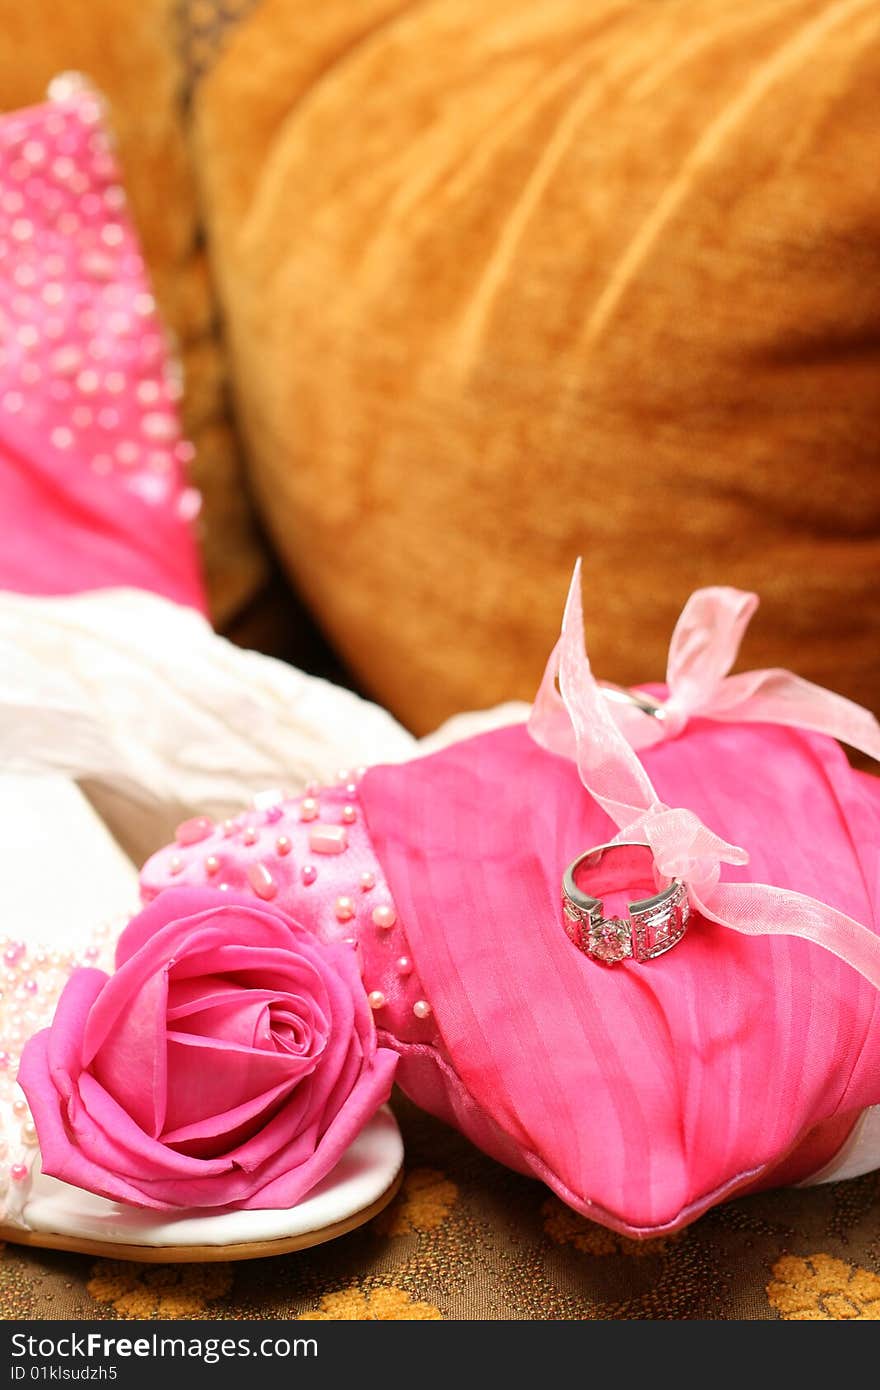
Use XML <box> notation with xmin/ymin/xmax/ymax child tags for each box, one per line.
<box><xmin>1</xmin><ymin>1096</ymin><xmax>878</xmax><ymax>1320</ymax></box>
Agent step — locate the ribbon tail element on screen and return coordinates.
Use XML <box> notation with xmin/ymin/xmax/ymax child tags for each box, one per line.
<box><xmin>701</xmin><ymin>669</ymin><xmax>880</xmax><ymax>763</ymax></box>
<box><xmin>527</xmin><ymin>635</ymin><xmax>578</xmax><ymax>762</ymax></box>
<box><xmin>549</xmin><ymin>561</ymin><xmax>661</xmax><ymax>828</ymax></box>
<box><xmin>695</xmin><ymin>881</ymin><xmax>880</xmax><ymax>992</ymax></box>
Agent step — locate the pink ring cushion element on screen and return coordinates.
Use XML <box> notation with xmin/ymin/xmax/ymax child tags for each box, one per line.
<box><xmin>0</xmin><ymin>77</ymin><xmax>204</xmax><ymax>609</ymax></box>
<box><xmin>137</xmin><ymin>713</ymin><xmax>880</xmax><ymax>1238</ymax></box>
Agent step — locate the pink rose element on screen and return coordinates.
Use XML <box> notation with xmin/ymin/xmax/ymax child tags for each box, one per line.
<box><xmin>19</xmin><ymin>889</ymin><xmax>397</xmax><ymax>1210</ymax></box>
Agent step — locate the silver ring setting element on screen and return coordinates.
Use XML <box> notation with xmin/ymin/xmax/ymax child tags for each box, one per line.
<box><xmin>561</xmin><ymin>841</ymin><xmax>689</xmax><ymax>965</ymax></box>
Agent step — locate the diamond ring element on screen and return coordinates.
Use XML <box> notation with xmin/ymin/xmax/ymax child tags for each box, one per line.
<box><xmin>561</xmin><ymin>841</ymin><xmax>689</xmax><ymax>965</ymax></box>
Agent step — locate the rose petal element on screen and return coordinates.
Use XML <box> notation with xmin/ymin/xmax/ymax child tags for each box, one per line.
<box><xmin>223</xmin><ymin>1016</ymin><xmax>362</xmax><ymax>1173</ymax></box>
<box><xmin>43</xmin><ymin>968</ymin><xmax>108</xmax><ymax>1086</ymax></box>
<box><xmin>237</xmin><ymin>1046</ymin><xmax>398</xmax><ymax>1208</ymax></box>
<box><xmin>163</xmin><ymin>1029</ymin><xmax>320</xmax><ymax>1133</ymax></box>
<box><xmin>88</xmin><ymin>966</ymin><xmax>169</xmax><ymax>1137</ymax></box>
<box><xmin>75</xmin><ymin>1071</ymin><xmax>236</xmax><ymax>1181</ymax></box>
<box><xmin>92</xmin><ymin>909</ymin><xmax>307</xmax><ymax>1059</ymax></box>
<box><xmin>160</xmin><ymin>1074</ymin><xmax>298</xmax><ymax>1158</ymax></box>
<box><xmin>176</xmin><ymin>995</ymin><xmax>271</xmax><ymax>1050</ymax></box>
<box><xmin>21</xmin><ymin>1032</ymin><xmax>186</xmax><ymax>1209</ymax></box>
<box><xmin>114</xmin><ymin>890</ymin><xmax>267</xmax><ymax>967</ymax></box>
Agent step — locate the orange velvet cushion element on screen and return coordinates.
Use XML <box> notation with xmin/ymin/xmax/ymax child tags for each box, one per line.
<box><xmin>194</xmin><ymin>0</ymin><xmax>880</xmax><ymax>731</ymax></box>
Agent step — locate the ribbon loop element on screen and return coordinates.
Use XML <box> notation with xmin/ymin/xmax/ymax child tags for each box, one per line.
<box><xmin>665</xmin><ymin>586</ymin><xmax>758</xmax><ymax>718</ymax></box>
<box><xmin>536</xmin><ymin>576</ymin><xmax>880</xmax><ymax>759</ymax></box>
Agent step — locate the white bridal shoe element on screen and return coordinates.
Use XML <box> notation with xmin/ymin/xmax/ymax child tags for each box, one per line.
<box><xmin>0</xmin><ymin>771</ymin><xmax>403</xmax><ymax>1262</ymax></box>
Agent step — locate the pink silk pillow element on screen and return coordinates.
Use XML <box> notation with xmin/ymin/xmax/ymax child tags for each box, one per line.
<box><xmin>360</xmin><ymin>720</ymin><xmax>880</xmax><ymax>1233</ymax></box>
<box><xmin>0</xmin><ymin>78</ymin><xmax>204</xmax><ymax>609</ymax></box>
<box><xmin>142</xmin><ymin>715</ymin><xmax>880</xmax><ymax>1236</ymax></box>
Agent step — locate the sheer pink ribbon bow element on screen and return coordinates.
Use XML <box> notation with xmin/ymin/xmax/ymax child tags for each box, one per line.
<box><xmin>529</xmin><ymin>561</ymin><xmax>880</xmax><ymax>989</ymax></box>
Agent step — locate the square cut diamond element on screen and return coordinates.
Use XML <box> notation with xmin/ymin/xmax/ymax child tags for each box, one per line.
<box><xmin>632</xmin><ymin>886</ymin><xmax>689</xmax><ymax>961</ymax></box>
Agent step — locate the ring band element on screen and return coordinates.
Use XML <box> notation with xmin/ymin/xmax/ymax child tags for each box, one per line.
<box><xmin>561</xmin><ymin>841</ymin><xmax>689</xmax><ymax>965</ymax></box>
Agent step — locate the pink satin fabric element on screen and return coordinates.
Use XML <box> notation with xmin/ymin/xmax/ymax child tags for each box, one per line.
<box><xmin>360</xmin><ymin>719</ymin><xmax>880</xmax><ymax>1234</ymax></box>
<box><xmin>0</xmin><ymin>80</ymin><xmax>204</xmax><ymax>610</ymax></box>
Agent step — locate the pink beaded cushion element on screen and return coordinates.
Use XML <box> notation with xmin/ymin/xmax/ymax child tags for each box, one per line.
<box><xmin>0</xmin><ymin>76</ymin><xmax>204</xmax><ymax>608</ymax></box>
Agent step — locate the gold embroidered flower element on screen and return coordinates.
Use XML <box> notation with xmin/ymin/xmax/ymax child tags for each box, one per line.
<box><xmin>87</xmin><ymin>1260</ymin><xmax>233</xmax><ymax>1318</ymax></box>
<box><xmin>300</xmin><ymin>1285</ymin><xmax>442</xmax><ymax>1320</ymax></box>
<box><xmin>541</xmin><ymin>1197</ymin><xmax>675</xmax><ymax>1257</ymax></box>
<box><xmin>767</xmin><ymin>1253</ymin><xmax>880</xmax><ymax>1320</ymax></box>
<box><xmin>376</xmin><ymin>1168</ymin><xmax>458</xmax><ymax>1235</ymax></box>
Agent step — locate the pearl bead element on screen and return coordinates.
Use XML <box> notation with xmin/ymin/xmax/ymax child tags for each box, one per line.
<box><xmin>222</xmin><ymin>819</ymin><xmax>237</xmax><ymax>837</ymax></box>
<box><xmin>23</xmin><ymin>978</ymin><xmax>38</xmax><ymax>992</ymax></box>
<box><xmin>396</xmin><ymin>957</ymin><xmax>413</xmax><ymax>976</ymax></box>
<box><xmin>301</xmin><ymin>864</ymin><xmax>317</xmax><ymax>886</ymax></box>
<box><xmin>142</xmin><ymin>410</ymin><xmax>175</xmax><ymax>440</ymax></box>
<box><xmin>336</xmin><ymin>769</ymin><xmax>350</xmax><ymax>784</ymax></box>
<box><xmin>299</xmin><ymin>797</ymin><xmax>319</xmax><ymax>822</ymax></box>
<box><xmin>52</xmin><ymin>345</ymin><xmax>81</xmax><ymax>375</ymax></box>
<box><xmin>276</xmin><ymin>835</ymin><xmax>291</xmax><ymax>857</ymax></box>
<box><xmin>12</xmin><ymin>1099</ymin><xmax>27</xmax><ymax>1117</ymax></box>
<box><xmin>368</xmin><ymin>991</ymin><xmax>386</xmax><ymax>1011</ymax></box>
<box><xmin>265</xmin><ymin>804</ymin><xmax>283</xmax><ymax>824</ymax></box>
<box><xmin>360</xmin><ymin>872</ymin><xmax>376</xmax><ymax>892</ymax></box>
<box><xmin>345</xmin><ymin>782</ymin><xmax>358</xmax><ymax>797</ymax></box>
<box><xmin>335</xmin><ymin>896</ymin><xmax>355</xmax><ymax>922</ymax></box>
<box><xmin>0</xmin><ymin>1052</ymin><xmax>9</xmax><ymax>1070</ymax></box>
<box><xmin>341</xmin><ymin>805</ymin><xmax>357</xmax><ymax>824</ymax></box>
<box><xmin>175</xmin><ymin>816</ymin><xmax>213</xmax><ymax>846</ymax></box>
<box><xmin>77</xmin><ymin>367</ymin><xmax>99</xmax><ymax>393</ymax></box>
<box><xmin>169</xmin><ymin>854</ymin><xmax>184</xmax><ymax>876</ymax></box>
<box><xmin>10</xmin><ymin>1164</ymin><xmax>28</xmax><ymax>1183</ymax></box>
<box><xmin>205</xmin><ymin>855</ymin><xmax>221</xmax><ymax>875</ymax></box>
<box><xmin>372</xmin><ymin>905</ymin><xmax>397</xmax><ymax>930</ymax></box>
<box><xmin>413</xmin><ymin>999</ymin><xmax>432</xmax><ymax>1020</ymax></box>
<box><xmin>242</xmin><ymin>826</ymin><xmax>258</xmax><ymax>846</ymax></box>
<box><xmin>247</xmin><ymin>863</ymin><xmax>278</xmax><ymax>902</ymax></box>
<box><xmin>21</xmin><ymin>1122</ymin><xmax>37</xmax><ymax>1146</ymax></box>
